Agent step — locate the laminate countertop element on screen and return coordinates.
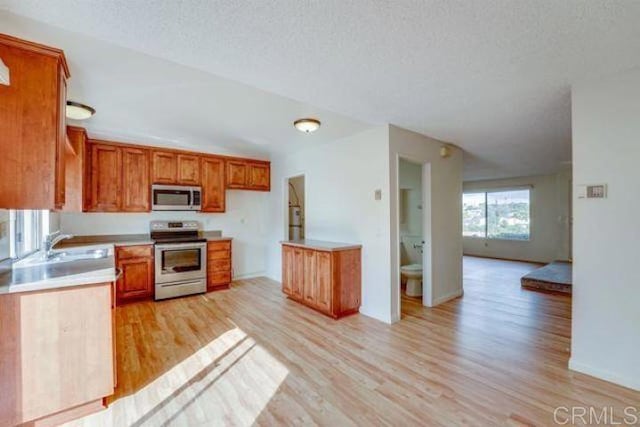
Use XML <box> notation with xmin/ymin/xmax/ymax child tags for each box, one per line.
<box><xmin>281</xmin><ymin>239</ymin><xmax>362</xmax><ymax>252</ymax></box>
<box><xmin>0</xmin><ymin>244</ymin><xmax>117</xmax><ymax>295</ymax></box>
<box><xmin>56</xmin><ymin>232</ymin><xmax>232</xmax><ymax>248</ymax></box>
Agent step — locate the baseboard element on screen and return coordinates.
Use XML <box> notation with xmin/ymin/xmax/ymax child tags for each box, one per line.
<box><xmin>232</xmin><ymin>272</ymin><xmax>267</xmax><ymax>280</ymax></box>
<box><xmin>569</xmin><ymin>358</ymin><xmax>640</xmax><ymax>391</ymax></box>
<box><xmin>431</xmin><ymin>288</ymin><xmax>463</xmax><ymax>306</ymax></box>
<box><xmin>358</xmin><ymin>306</ymin><xmax>394</xmax><ymax>324</ymax></box>
<box><xmin>463</xmin><ymin>253</ymin><xmax>546</xmax><ymax>265</ymax></box>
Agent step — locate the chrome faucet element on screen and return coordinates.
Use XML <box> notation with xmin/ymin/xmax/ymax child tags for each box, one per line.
<box><xmin>44</xmin><ymin>231</ymin><xmax>74</xmax><ymax>259</ymax></box>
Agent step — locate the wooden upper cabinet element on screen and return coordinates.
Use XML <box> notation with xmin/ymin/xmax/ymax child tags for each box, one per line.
<box><xmin>177</xmin><ymin>154</ymin><xmax>200</xmax><ymax>185</ymax></box>
<box><xmin>226</xmin><ymin>159</ymin><xmax>271</xmax><ymax>191</ymax></box>
<box><xmin>151</xmin><ymin>151</ymin><xmax>178</xmax><ymax>184</ymax></box>
<box><xmin>248</xmin><ymin>162</ymin><xmax>270</xmax><ymax>191</ymax></box>
<box><xmin>122</xmin><ymin>147</ymin><xmax>150</xmax><ymax>212</ymax></box>
<box><xmin>226</xmin><ymin>160</ymin><xmax>247</xmax><ymax>189</ymax></box>
<box><xmin>88</xmin><ymin>143</ymin><xmax>122</xmax><ymax>212</ymax></box>
<box><xmin>201</xmin><ymin>157</ymin><xmax>225</xmax><ymax>212</ymax></box>
<box><xmin>63</xmin><ymin>126</ymin><xmax>87</xmax><ymax>212</ymax></box>
<box><xmin>0</xmin><ymin>34</ymin><xmax>70</xmax><ymax>209</ymax></box>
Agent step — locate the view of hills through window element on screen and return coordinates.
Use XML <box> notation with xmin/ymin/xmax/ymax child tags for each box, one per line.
<box><xmin>462</xmin><ymin>189</ymin><xmax>530</xmax><ymax>240</ymax></box>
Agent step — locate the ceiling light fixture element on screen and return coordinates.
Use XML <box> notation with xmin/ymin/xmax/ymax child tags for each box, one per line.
<box><xmin>66</xmin><ymin>101</ymin><xmax>96</xmax><ymax>120</ymax></box>
<box><xmin>294</xmin><ymin>118</ymin><xmax>321</xmax><ymax>133</ymax></box>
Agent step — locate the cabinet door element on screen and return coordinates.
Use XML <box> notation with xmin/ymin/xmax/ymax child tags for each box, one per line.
<box><xmin>151</xmin><ymin>151</ymin><xmax>177</xmax><ymax>184</ymax></box>
<box><xmin>54</xmin><ymin>69</ymin><xmax>67</xmax><ymax>209</ymax></box>
<box><xmin>282</xmin><ymin>246</ymin><xmax>294</xmax><ymax>295</ymax></box>
<box><xmin>303</xmin><ymin>249</ymin><xmax>317</xmax><ymax>305</ymax></box>
<box><xmin>315</xmin><ymin>251</ymin><xmax>333</xmax><ymax>313</ymax></box>
<box><xmin>89</xmin><ymin>143</ymin><xmax>122</xmax><ymax>212</ymax></box>
<box><xmin>201</xmin><ymin>157</ymin><xmax>226</xmax><ymax>212</ymax></box>
<box><xmin>226</xmin><ymin>160</ymin><xmax>247</xmax><ymax>189</ymax></box>
<box><xmin>116</xmin><ymin>256</ymin><xmax>154</xmax><ymax>303</ymax></box>
<box><xmin>177</xmin><ymin>154</ymin><xmax>200</xmax><ymax>185</ymax></box>
<box><xmin>122</xmin><ymin>147</ymin><xmax>150</xmax><ymax>212</ymax></box>
<box><xmin>292</xmin><ymin>248</ymin><xmax>304</xmax><ymax>299</ymax></box>
<box><xmin>248</xmin><ymin>162</ymin><xmax>270</xmax><ymax>191</ymax></box>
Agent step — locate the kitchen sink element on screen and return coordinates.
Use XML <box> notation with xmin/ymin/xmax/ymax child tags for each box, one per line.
<box><xmin>13</xmin><ymin>247</ymin><xmax>112</xmax><ymax>269</ymax></box>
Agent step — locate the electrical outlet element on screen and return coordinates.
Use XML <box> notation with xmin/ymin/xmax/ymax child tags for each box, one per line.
<box><xmin>374</xmin><ymin>189</ymin><xmax>382</xmax><ymax>200</ymax></box>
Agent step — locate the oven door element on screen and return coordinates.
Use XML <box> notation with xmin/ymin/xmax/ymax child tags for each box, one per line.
<box><xmin>152</xmin><ymin>185</ymin><xmax>196</xmax><ymax>211</ymax></box>
<box><xmin>155</xmin><ymin>242</ymin><xmax>207</xmax><ymax>284</ymax></box>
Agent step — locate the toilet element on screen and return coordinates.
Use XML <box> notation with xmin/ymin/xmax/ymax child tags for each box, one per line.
<box><xmin>401</xmin><ymin>264</ymin><xmax>423</xmax><ymax>297</ymax></box>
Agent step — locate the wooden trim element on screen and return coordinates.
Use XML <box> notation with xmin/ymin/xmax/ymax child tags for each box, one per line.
<box><xmin>0</xmin><ymin>33</ymin><xmax>70</xmax><ymax>78</ymax></box>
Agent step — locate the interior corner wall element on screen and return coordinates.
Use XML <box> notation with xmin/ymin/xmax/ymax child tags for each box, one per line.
<box><xmin>570</xmin><ymin>66</ymin><xmax>640</xmax><ymax>391</ymax></box>
<box><xmin>463</xmin><ymin>172</ymin><xmax>572</xmax><ymax>263</ymax></box>
<box><xmin>388</xmin><ymin>125</ymin><xmax>463</xmax><ymax>320</ymax></box>
<box><xmin>265</xmin><ymin>126</ymin><xmax>393</xmax><ymax>323</ymax></box>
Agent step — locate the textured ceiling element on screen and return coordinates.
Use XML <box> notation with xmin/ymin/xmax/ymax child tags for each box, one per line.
<box><xmin>2</xmin><ymin>1</ymin><xmax>640</xmax><ymax>179</ymax></box>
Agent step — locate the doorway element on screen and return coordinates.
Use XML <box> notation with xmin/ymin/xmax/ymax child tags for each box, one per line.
<box><xmin>287</xmin><ymin>175</ymin><xmax>305</xmax><ymax>240</ymax></box>
<box><xmin>397</xmin><ymin>157</ymin><xmax>432</xmax><ymax>316</ymax></box>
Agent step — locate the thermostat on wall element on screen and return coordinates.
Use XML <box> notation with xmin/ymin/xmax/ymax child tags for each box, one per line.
<box><xmin>577</xmin><ymin>184</ymin><xmax>607</xmax><ymax>199</ymax></box>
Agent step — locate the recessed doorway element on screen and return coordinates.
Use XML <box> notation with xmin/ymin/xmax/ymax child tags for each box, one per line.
<box><xmin>287</xmin><ymin>175</ymin><xmax>305</xmax><ymax>240</ymax></box>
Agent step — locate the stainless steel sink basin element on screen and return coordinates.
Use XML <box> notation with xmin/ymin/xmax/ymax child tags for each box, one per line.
<box><xmin>13</xmin><ymin>247</ymin><xmax>112</xmax><ymax>269</ymax></box>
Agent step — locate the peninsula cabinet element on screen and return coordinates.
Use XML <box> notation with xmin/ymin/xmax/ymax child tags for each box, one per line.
<box><xmin>0</xmin><ymin>34</ymin><xmax>70</xmax><ymax>209</ymax></box>
<box><xmin>281</xmin><ymin>240</ymin><xmax>362</xmax><ymax>318</ymax></box>
<box><xmin>0</xmin><ymin>282</ymin><xmax>115</xmax><ymax>426</ymax></box>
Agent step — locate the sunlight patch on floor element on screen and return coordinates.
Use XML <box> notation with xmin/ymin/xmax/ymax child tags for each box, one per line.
<box><xmin>64</xmin><ymin>327</ymin><xmax>289</xmax><ymax>426</ymax></box>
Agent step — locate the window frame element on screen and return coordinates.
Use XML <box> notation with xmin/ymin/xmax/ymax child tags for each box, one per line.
<box><xmin>462</xmin><ymin>187</ymin><xmax>532</xmax><ymax>242</ymax></box>
<box><xmin>8</xmin><ymin>209</ymin><xmax>49</xmax><ymax>260</ymax></box>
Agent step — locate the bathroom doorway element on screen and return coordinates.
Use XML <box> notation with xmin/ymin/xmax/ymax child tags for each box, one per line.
<box><xmin>287</xmin><ymin>175</ymin><xmax>305</xmax><ymax>240</ymax></box>
<box><xmin>397</xmin><ymin>157</ymin><xmax>432</xmax><ymax>315</ymax></box>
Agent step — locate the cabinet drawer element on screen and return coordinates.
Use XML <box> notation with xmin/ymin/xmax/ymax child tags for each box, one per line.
<box><xmin>208</xmin><ymin>272</ymin><xmax>231</xmax><ymax>285</ymax></box>
<box><xmin>209</xmin><ymin>259</ymin><xmax>231</xmax><ymax>272</ymax></box>
<box><xmin>208</xmin><ymin>250</ymin><xmax>230</xmax><ymax>261</ymax></box>
<box><xmin>208</xmin><ymin>241</ymin><xmax>231</xmax><ymax>251</ymax></box>
<box><xmin>116</xmin><ymin>245</ymin><xmax>153</xmax><ymax>260</ymax></box>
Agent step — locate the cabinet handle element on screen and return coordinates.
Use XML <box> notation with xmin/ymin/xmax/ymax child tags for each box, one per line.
<box><xmin>114</xmin><ymin>268</ymin><xmax>123</xmax><ymax>281</ymax></box>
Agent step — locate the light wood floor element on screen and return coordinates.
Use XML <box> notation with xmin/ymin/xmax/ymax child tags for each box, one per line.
<box><xmin>67</xmin><ymin>256</ymin><xmax>640</xmax><ymax>426</ymax></box>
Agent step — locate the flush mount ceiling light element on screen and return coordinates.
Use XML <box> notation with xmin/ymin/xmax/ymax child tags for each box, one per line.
<box><xmin>66</xmin><ymin>101</ymin><xmax>96</xmax><ymax>120</ymax></box>
<box><xmin>293</xmin><ymin>118</ymin><xmax>321</xmax><ymax>133</ymax></box>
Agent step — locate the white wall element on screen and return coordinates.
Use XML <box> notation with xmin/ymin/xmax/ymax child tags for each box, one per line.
<box><xmin>463</xmin><ymin>172</ymin><xmax>572</xmax><ymax>263</ymax></box>
<box><xmin>389</xmin><ymin>125</ymin><xmax>463</xmax><ymax>319</ymax></box>
<box><xmin>60</xmin><ymin>191</ymin><xmax>269</xmax><ymax>279</ymax></box>
<box><xmin>570</xmin><ymin>67</ymin><xmax>640</xmax><ymax>391</ymax></box>
<box><xmin>0</xmin><ymin>210</ymin><xmax>9</xmax><ymax>260</ymax></box>
<box><xmin>265</xmin><ymin>126</ymin><xmax>393</xmax><ymax>323</ymax></box>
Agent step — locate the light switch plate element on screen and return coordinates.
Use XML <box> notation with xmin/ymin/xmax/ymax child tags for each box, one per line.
<box><xmin>374</xmin><ymin>189</ymin><xmax>382</xmax><ymax>200</ymax></box>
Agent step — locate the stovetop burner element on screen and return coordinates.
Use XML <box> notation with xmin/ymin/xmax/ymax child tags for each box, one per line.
<box><xmin>150</xmin><ymin>220</ymin><xmax>203</xmax><ymax>244</ymax></box>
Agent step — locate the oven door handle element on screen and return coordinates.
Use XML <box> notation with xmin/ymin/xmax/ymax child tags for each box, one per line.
<box><xmin>155</xmin><ymin>242</ymin><xmax>207</xmax><ymax>250</ymax></box>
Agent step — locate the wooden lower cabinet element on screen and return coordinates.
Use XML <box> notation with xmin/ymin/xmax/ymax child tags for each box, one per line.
<box><xmin>207</xmin><ymin>240</ymin><xmax>232</xmax><ymax>291</ymax></box>
<box><xmin>281</xmin><ymin>243</ymin><xmax>361</xmax><ymax>318</ymax></box>
<box><xmin>115</xmin><ymin>245</ymin><xmax>154</xmax><ymax>304</ymax></box>
<box><xmin>0</xmin><ymin>282</ymin><xmax>114</xmax><ymax>426</ymax></box>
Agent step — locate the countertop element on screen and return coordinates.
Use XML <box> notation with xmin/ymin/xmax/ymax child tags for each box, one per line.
<box><xmin>280</xmin><ymin>239</ymin><xmax>362</xmax><ymax>251</ymax></box>
<box><xmin>0</xmin><ymin>244</ymin><xmax>117</xmax><ymax>295</ymax></box>
<box><xmin>56</xmin><ymin>232</ymin><xmax>232</xmax><ymax>248</ymax></box>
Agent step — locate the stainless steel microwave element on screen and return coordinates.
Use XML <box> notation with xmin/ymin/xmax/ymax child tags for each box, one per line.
<box><xmin>151</xmin><ymin>185</ymin><xmax>202</xmax><ymax>211</ymax></box>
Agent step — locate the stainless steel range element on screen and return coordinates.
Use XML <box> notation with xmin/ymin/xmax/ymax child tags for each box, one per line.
<box><xmin>151</xmin><ymin>220</ymin><xmax>207</xmax><ymax>300</ymax></box>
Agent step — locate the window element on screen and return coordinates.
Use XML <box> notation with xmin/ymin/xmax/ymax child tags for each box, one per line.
<box><xmin>8</xmin><ymin>210</ymin><xmax>49</xmax><ymax>259</ymax></box>
<box><xmin>462</xmin><ymin>189</ymin><xmax>530</xmax><ymax>241</ymax></box>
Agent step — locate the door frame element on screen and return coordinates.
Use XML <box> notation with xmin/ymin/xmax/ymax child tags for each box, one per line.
<box><xmin>282</xmin><ymin>173</ymin><xmax>306</xmax><ymax>241</ymax></box>
<box><xmin>393</xmin><ymin>154</ymin><xmax>434</xmax><ymax>320</ymax></box>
